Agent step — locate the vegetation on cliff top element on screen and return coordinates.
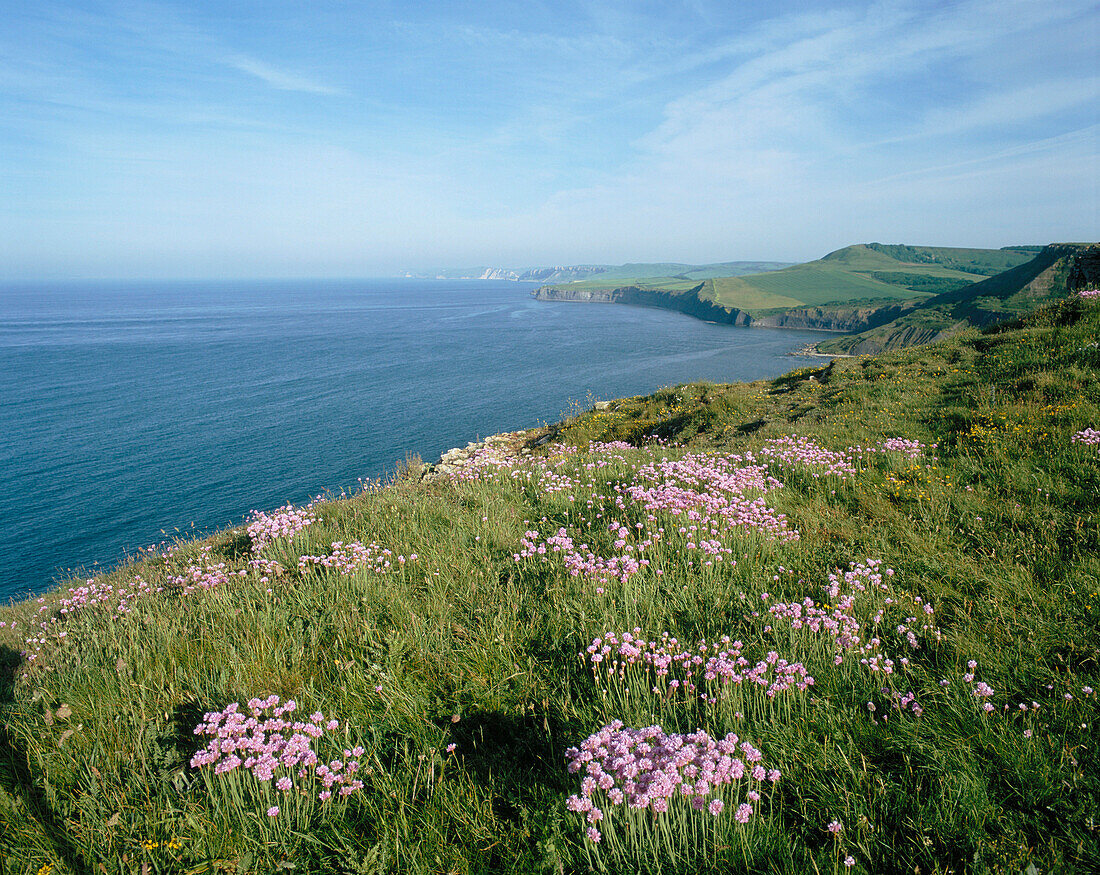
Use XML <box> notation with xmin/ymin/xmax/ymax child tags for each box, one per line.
<box><xmin>2</xmin><ymin>295</ymin><xmax>1100</xmax><ymax>874</ymax></box>
<box><xmin>540</xmin><ymin>244</ymin><xmax>1038</xmax><ymax>318</ymax></box>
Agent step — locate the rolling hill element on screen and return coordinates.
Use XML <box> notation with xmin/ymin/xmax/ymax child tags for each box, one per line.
<box><xmin>533</xmin><ymin>243</ymin><xmax>1095</xmax><ymax>349</ymax></box>
<box><xmin>817</xmin><ymin>242</ymin><xmax>1100</xmax><ymax>354</ymax></box>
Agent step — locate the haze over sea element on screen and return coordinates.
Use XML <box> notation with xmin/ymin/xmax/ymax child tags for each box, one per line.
<box><xmin>0</xmin><ymin>279</ymin><xmax>824</xmax><ymax>602</ymax></box>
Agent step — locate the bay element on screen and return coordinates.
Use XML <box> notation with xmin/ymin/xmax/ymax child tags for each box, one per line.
<box><xmin>0</xmin><ymin>278</ymin><xmax>825</xmax><ymax>601</ymax></box>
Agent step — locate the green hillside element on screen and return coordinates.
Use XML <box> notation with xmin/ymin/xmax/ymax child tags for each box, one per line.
<box><xmin>4</xmin><ymin>297</ymin><xmax>1100</xmax><ymax>873</ymax></box>
<box><xmin>539</xmin><ymin>244</ymin><xmax>1038</xmax><ymax>318</ymax></box>
<box><xmin>706</xmin><ymin>244</ymin><xmax>1034</xmax><ymax>313</ymax></box>
<box><xmin>819</xmin><ymin>243</ymin><xmax>1099</xmax><ymax>354</ymax></box>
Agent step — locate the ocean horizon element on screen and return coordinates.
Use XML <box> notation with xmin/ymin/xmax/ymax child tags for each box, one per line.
<box><xmin>0</xmin><ymin>278</ymin><xmax>826</xmax><ymax>602</ymax></box>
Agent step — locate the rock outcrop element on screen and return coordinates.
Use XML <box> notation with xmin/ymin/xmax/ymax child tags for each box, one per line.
<box><xmin>532</xmin><ymin>284</ymin><xmax>754</xmax><ymax>326</ymax></box>
<box><xmin>419</xmin><ymin>430</ymin><xmax>532</xmax><ymax>482</ymax></box>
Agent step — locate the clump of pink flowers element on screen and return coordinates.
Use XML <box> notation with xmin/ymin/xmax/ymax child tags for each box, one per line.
<box><xmin>1076</xmin><ymin>288</ymin><xmax>1100</xmax><ymax>299</ymax></box>
<box><xmin>191</xmin><ymin>695</ymin><xmax>364</xmax><ymax>806</ymax></box>
<box><xmin>760</xmin><ymin>435</ymin><xmax>857</xmax><ymax>479</ymax></box>
<box><xmin>20</xmin><ymin>575</ymin><xmax>162</xmax><ymax>670</ymax></box>
<box><xmin>247</xmin><ymin>503</ymin><xmax>318</xmax><ymax>552</ymax></box>
<box><xmin>764</xmin><ymin>560</ymin><xmax>941</xmax><ymax>677</ymax></box>
<box><xmin>586</xmin><ymin>630</ymin><xmax>814</xmax><ymax>721</ymax></box>
<box><xmin>298</xmin><ymin>541</ymin><xmax>416</xmax><ymax>575</ymax></box>
<box><xmin>168</xmin><ymin>547</ymin><xmax>247</xmax><ymax>594</ymax></box>
<box><xmin>565</xmin><ymin>720</ymin><xmax>779</xmax><ymax>850</ymax></box>
<box><xmin>1071</xmin><ymin>428</ymin><xmax>1100</xmax><ymax>448</ymax></box>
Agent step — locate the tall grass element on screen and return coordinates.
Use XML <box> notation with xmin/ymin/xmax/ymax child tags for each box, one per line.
<box><xmin>2</xmin><ymin>296</ymin><xmax>1099</xmax><ymax>873</ymax></box>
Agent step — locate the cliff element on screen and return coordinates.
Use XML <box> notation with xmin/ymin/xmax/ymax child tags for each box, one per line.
<box><xmin>533</xmin><ymin>286</ymin><xmax>916</xmax><ymax>333</ymax></box>
<box><xmin>819</xmin><ymin>243</ymin><xmax>1099</xmax><ymax>354</ymax></box>
<box><xmin>535</xmin><ymin>243</ymin><xmax>1098</xmax><ymax>356</ymax></box>
<box><xmin>532</xmin><ymin>283</ymin><xmax>754</xmax><ymax>325</ymax></box>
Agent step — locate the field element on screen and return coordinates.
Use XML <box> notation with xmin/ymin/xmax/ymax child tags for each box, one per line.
<box><xmin>704</xmin><ymin>245</ymin><xmax>1037</xmax><ymax>313</ymax></box>
<box><xmin>541</xmin><ymin>245</ymin><xmax>1038</xmax><ymax>318</ymax></box>
<box><xmin>2</xmin><ymin>294</ymin><xmax>1099</xmax><ymax>874</ymax></box>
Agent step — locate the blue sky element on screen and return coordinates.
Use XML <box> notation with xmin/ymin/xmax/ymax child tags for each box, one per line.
<box><xmin>1</xmin><ymin>0</ymin><xmax>1097</xmax><ymax>278</ymax></box>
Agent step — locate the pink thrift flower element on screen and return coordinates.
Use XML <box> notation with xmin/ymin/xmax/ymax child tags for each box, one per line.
<box><xmin>708</xmin><ymin>799</ymin><xmax>724</xmax><ymax>816</ymax></box>
<box><xmin>735</xmin><ymin>803</ymin><xmax>752</xmax><ymax>823</ymax></box>
<box><xmin>267</xmin><ymin>806</ymin><xmax>279</xmax><ymax>817</ymax></box>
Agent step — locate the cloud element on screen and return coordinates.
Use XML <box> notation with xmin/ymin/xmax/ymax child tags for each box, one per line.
<box><xmin>226</xmin><ymin>55</ymin><xmax>338</xmax><ymax>95</ymax></box>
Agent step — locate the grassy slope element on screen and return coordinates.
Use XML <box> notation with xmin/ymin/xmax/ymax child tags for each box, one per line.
<box><xmin>818</xmin><ymin>244</ymin><xmax>1093</xmax><ymax>354</ymax></box>
<box><xmin>2</xmin><ymin>298</ymin><xmax>1099</xmax><ymax>874</ymax></box>
<box><xmin>541</xmin><ymin>245</ymin><xmax>1037</xmax><ymax>318</ymax></box>
<box><xmin>705</xmin><ymin>245</ymin><xmax>1035</xmax><ymax>313</ymax></box>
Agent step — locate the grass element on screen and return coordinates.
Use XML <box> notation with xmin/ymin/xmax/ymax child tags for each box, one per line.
<box><xmin>2</xmin><ymin>296</ymin><xmax>1099</xmax><ymax>874</ymax></box>
<box><xmin>539</xmin><ymin>244</ymin><xmax>1040</xmax><ymax>319</ymax></box>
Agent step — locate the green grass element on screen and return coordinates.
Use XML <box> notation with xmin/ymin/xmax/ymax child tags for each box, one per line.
<box><xmin>818</xmin><ymin>243</ymin><xmax>1091</xmax><ymax>354</ymax></box>
<box><xmin>706</xmin><ymin>244</ymin><xmax>1035</xmax><ymax>313</ymax></box>
<box><xmin>2</xmin><ymin>297</ymin><xmax>1099</xmax><ymax>874</ymax></box>
<box><xmin>708</xmin><ymin>264</ymin><xmax>920</xmax><ymax>309</ymax></box>
<box><xmin>540</xmin><ymin>244</ymin><xmax>1039</xmax><ymax>319</ymax></box>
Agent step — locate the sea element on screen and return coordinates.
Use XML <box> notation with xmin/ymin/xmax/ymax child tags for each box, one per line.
<box><xmin>0</xmin><ymin>279</ymin><xmax>826</xmax><ymax>602</ymax></box>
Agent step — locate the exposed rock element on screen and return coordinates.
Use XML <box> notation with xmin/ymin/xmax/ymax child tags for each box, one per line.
<box><xmin>420</xmin><ymin>429</ymin><xmax>541</xmax><ymax>482</ymax></box>
<box><xmin>533</xmin><ymin>284</ymin><xmax>754</xmax><ymax>326</ymax></box>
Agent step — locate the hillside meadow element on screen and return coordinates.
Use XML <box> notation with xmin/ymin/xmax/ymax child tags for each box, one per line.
<box><xmin>2</xmin><ymin>295</ymin><xmax>1099</xmax><ymax>874</ymax></box>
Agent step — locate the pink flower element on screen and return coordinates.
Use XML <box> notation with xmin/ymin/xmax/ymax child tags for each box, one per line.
<box><xmin>708</xmin><ymin>799</ymin><xmax>724</xmax><ymax>816</ymax></box>
<box><xmin>267</xmin><ymin>806</ymin><xmax>279</xmax><ymax>817</ymax></box>
<box><xmin>828</xmin><ymin>820</ymin><xmax>843</xmax><ymax>835</ymax></box>
<box><xmin>276</xmin><ymin>776</ymin><xmax>292</xmax><ymax>791</ymax></box>
<box><xmin>585</xmin><ymin>827</ymin><xmax>601</xmax><ymax>843</ymax></box>
<box><xmin>446</xmin><ymin>743</ymin><xmax>457</xmax><ymax>754</ymax></box>
<box><xmin>735</xmin><ymin>803</ymin><xmax>752</xmax><ymax>823</ymax></box>
<box><xmin>844</xmin><ymin>855</ymin><xmax>855</xmax><ymax>867</ymax></box>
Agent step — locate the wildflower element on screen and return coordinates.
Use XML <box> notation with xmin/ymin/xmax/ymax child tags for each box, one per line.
<box><xmin>586</xmin><ymin>826</ymin><xmax>602</xmax><ymax>843</ymax></box>
<box><xmin>828</xmin><ymin>820</ymin><xmax>843</xmax><ymax>835</ymax></box>
<box><xmin>267</xmin><ymin>806</ymin><xmax>279</xmax><ymax>817</ymax></box>
<box><xmin>446</xmin><ymin>743</ymin><xmax>457</xmax><ymax>754</ymax></box>
<box><xmin>708</xmin><ymin>799</ymin><xmax>724</xmax><ymax>816</ymax></box>
<box><xmin>735</xmin><ymin>803</ymin><xmax>753</xmax><ymax>823</ymax></box>
<box><xmin>844</xmin><ymin>855</ymin><xmax>856</xmax><ymax>868</ymax></box>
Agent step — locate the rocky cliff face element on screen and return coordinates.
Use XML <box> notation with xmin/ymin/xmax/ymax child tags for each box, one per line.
<box><xmin>752</xmin><ymin>303</ymin><xmax>916</xmax><ymax>332</ymax></box>
<box><xmin>836</xmin><ymin>323</ymin><xmax>966</xmax><ymax>356</ymax></box>
<box><xmin>532</xmin><ymin>284</ymin><xmax>753</xmax><ymax>326</ymax></box>
<box><xmin>517</xmin><ymin>266</ymin><xmax>610</xmax><ymax>283</ymax></box>
<box><xmin>477</xmin><ymin>267</ymin><xmax>521</xmax><ymax>281</ymax></box>
<box><xmin>1067</xmin><ymin>244</ymin><xmax>1100</xmax><ymax>291</ymax></box>
<box><xmin>533</xmin><ymin>286</ymin><xmax>915</xmax><ymax>333</ymax></box>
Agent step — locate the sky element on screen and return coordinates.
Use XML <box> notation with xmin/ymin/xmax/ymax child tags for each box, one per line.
<box><xmin>0</xmin><ymin>0</ymin><xmax>1097</xmax><ymax>278</ymax></box>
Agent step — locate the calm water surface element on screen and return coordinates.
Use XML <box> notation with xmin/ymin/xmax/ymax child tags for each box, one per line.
<box><xmin>0</xmin><ymin>279</ymin><xmax>825</xmax><ymax>601</ymax></box>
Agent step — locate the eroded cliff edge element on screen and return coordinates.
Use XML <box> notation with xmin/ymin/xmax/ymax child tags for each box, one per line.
<box><xmin>531</xmin><ymin>284</ymin><xmax>907</xmax><ymax>333</ymax></box>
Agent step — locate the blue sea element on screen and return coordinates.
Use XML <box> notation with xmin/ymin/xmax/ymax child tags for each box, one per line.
<box><xmin>0</xmin><ymin>279</ymin><xmax>825</xmax><ymax>602</ymax></box>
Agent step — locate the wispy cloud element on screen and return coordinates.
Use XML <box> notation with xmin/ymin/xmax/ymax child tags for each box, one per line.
<box><xmin>225</xmin><ymin>55</ymin><xmax>338</xmax><ymax>95</ymax></box>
